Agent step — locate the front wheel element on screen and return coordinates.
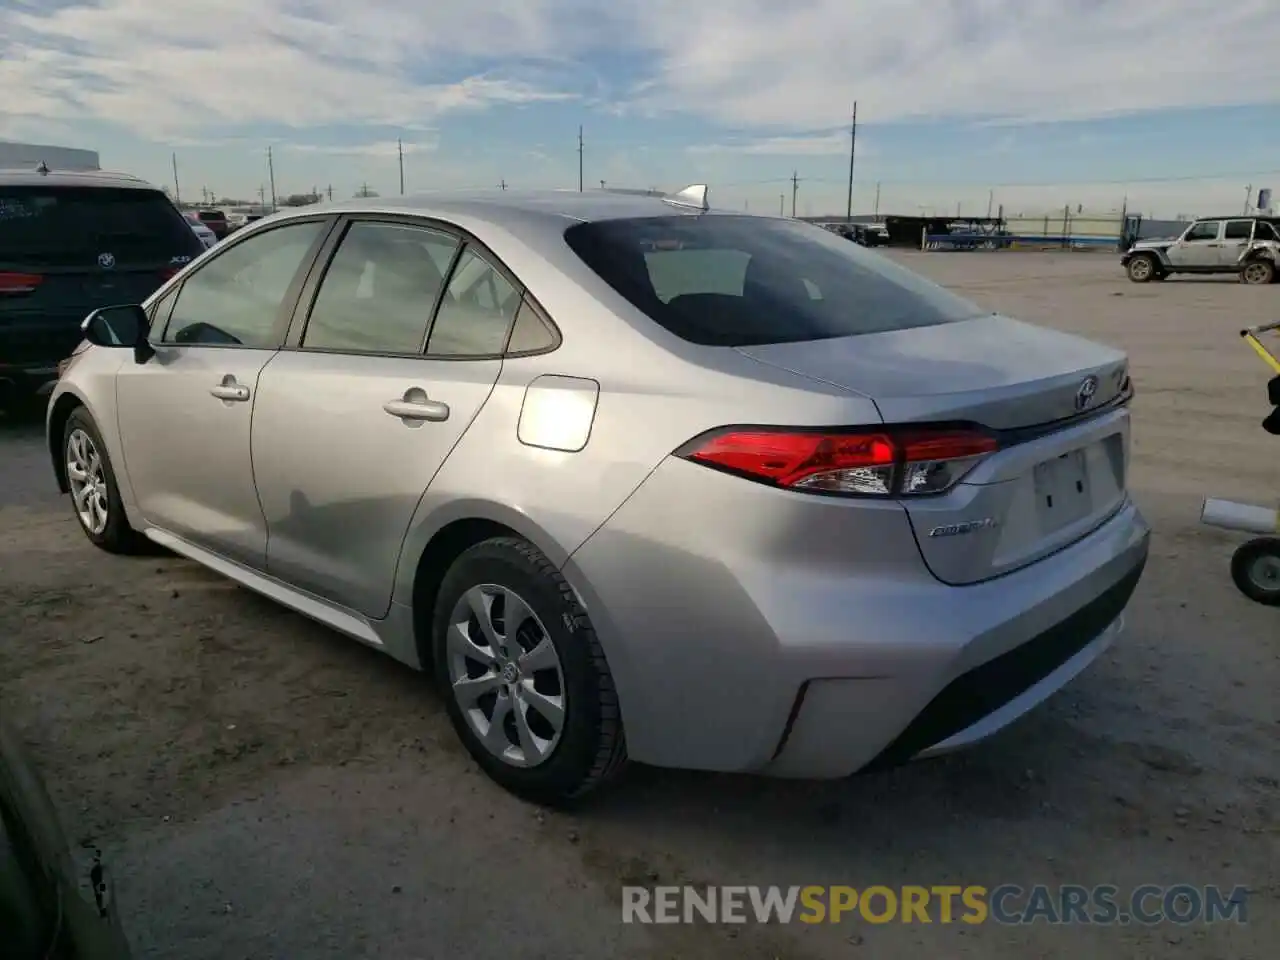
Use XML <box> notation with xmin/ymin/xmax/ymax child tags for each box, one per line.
<box><xmin>432</xmin><ymin>537</ymin><xmax>628</xmax><ymax>805</ymax></box>
<box><xmin>1240</xmin><ymin>259</ymin><xmax>1275</xmax><ymax>285</ymax></box>
<box><xmin>62</xmin><ymin>408</ymin><xmax>148</xmax><ymax>554</ymax></box>
<box><xmin>1126</xmin><ymin>254</ymin><xmax>1159</xmax><ymax>283</ymax></box>
<box><xmin>1230</xmin><ymin>537</ymin><xmax>1280</xmax><ymax>605</ymax></box>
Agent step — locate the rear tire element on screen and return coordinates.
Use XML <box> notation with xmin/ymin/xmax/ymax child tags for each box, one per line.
<box><xmin>1230</xmin><ymin>537</ymin><xmax>1280</xmax><ymax>606</ymax></box>
<box><xmin>1240</xmin><ymin>259</ymin><xmax>1275</xmax><ymax>285</ymax></box>
<box><xmin>1126</xmin><ymin>254</ymin><xmax>1159</xmax><ymax>283</ymax></box>
<box><xmin>432</xmin><ymin>537</ymin><xmax>627</xmax><ymax>805</ymax></box>
<box><xmin>62</xmin><ymin>408</ymin><xmax>149</xmax><ymax>554</ymax></box>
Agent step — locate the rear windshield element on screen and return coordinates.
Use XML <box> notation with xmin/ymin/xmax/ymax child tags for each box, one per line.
<box><xmin>563</xmin><ymin>215</ymin><xmax>985</xmax><ymax>346</ymax></box>
<box><xmin>197</xmin><ymin>210</ymin><xmax>225</xmax><ymax>222</ymax></box>
<box><xmin>0</xmin><ymin>186</ymin><xmax>202</xmax><ymax>268</ymax></box>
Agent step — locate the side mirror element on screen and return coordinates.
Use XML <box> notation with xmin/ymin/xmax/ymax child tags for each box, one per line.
<box><xmin>81</xmin><ymin>305</ymin><xmax>154</xmax><ymax>363</ymax></box>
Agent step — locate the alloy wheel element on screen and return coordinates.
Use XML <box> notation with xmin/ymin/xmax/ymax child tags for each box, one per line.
<box><xmin>1129</xmin><ymin>258</ymin><xmax>1151</xmax><ymax>280</ymax></box>
<box><xmin>1243</xmin><ymin>262</ymin><xmax>1271</xmax><ymax>285</ymax></box>
<box><xmin>446</xmin><ymin>584</ymin><xmax>566</xmax><ymax>767</ymax></box>
<box><xmin>66</xmin><ymin>428</ymin><xmax>109</xmax><ymax>536</ymax></box>
<box><xmin>1246</xmin><ymin>553</ymin><xmax>1280</xmax><ymax>594</ymax></box>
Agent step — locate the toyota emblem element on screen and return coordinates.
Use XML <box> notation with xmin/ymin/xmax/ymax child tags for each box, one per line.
<box><xmin>97</xmin><ymin>252</ymin><xmax>116</xmax><ymax>269</ymax></box>
<box><xmin>1075</xmin><ymin>375</ymin><xmax>1099</xmax><ymax>411</ymax></box>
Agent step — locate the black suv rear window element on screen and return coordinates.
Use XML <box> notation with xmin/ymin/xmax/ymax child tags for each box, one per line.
<box><xmin>0</xmin><ymin>186</ymin><xmax>203</xmax><ymax>268</ymax></box>
<box><xmin>564</xmin><ymin>215</ymin><xmax>984</xmax><ymax>346</ymax></box>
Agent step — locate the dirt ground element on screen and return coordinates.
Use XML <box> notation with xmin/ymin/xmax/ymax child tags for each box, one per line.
<box><xmin>1</xmin><ymin>251</ymin><xmax>1276</xmax><ymax>959</ymax></box>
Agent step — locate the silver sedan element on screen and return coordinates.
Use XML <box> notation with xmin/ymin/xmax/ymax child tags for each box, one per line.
<box><xmin>46</xmin><ymin>187</ymin><xmax>1150</xmax><ymax>804</ymax></box>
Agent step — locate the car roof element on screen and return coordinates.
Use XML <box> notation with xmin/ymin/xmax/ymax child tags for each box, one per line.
<box><xmin>1196</xmin><ymin>214</ymin><xmax>1280</xmax><ymax>222</ymax></box>
<box><xmin>0</xmin><ymin>167</ymin><xmax>163</xmax><ymax>191</ymax></box>
<box><xmin>264</xmin><ymin>189</ymin><xmax>754</xmax><ymax>232</ymax></box>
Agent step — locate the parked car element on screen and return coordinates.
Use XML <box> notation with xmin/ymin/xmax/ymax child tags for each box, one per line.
<box><xmin>194</xmin><ymin>209</ymin><xmax>229</xmax><ymax>240</ymax></box>
<box><xmin>0</xmin><ymin>165</ymin><xmax>205</xmax><ymax>411</ymax></box>
<box><xmin>182</xmin><ymin>211</ymin><xmax>217</xmax><ymax>249</ymax></box>
<box><xmin>46</xmin><ymin>187</ymin><xmax>1149</xmax><ymax>805</ymax></box>
<box><xmin>1122</xmin><ymin>215</ymin><xmax>1280</xmax><ymax>282</ymax></box>
<box><xmin>0</xmin><ymin>716</ymin><xmax>134</xmax><ymax>959</ymax></box>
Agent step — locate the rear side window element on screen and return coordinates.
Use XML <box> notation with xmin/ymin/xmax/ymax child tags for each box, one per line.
<box><xmin>0</xmin><ymin>186</ymin><xmax>203</xmax><ymax>268</ymax></box>
<box><xmin>426</xmin><ymin>247</ymin><xmax>522</xmax><ymax>357</ymax></box>
<box><xmin>302</xmin><ymin>221</ymin><xmax>459</xmax><ymax>354</ymax></box>
<box><xmin>563</xmin><ymin>216</ymin><xmax>984</xmax><ymax>346</ymax></box>
<box><xmin>1224</xmin><ymin>220</ymin><xmax>1253</xmax><ymax>240</ymax></box>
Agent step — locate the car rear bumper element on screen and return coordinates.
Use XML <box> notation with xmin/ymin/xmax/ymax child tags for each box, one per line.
<box><xmin>564</xmin><ymin>456</ymin><xmax>1150</xmax><ymax>777</ymax></box>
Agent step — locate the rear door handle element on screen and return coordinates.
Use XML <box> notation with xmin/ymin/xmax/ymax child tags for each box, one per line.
<box><xmin>383</xmin><ymin>389</ymin><xmax>450</xmax><ymax>422</ymax></box>
<box><xmin>210</xmin><ymin>376</ymin><xmax>250</xmax><ymax>402</ymax></box>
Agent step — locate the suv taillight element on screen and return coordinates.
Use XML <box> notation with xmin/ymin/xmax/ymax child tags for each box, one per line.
<box><xmin>0</xmin><ymin>271</ymin><xmax>43</xmax><ymax>294</ymax></box>
<box><xmin>676</xmin><ymin>426</ymin><xmax>998</xmax><ymax>497</ymax></box>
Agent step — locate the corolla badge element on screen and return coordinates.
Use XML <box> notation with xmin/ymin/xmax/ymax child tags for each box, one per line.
<box><xmin>97</xmin><ymin>252</ymin><xmax>115</xmax><ymax>269</ymax></box>
<box><xmin>928</xmin><ymin>517</ymin><xmax>998</xmax><ymax>538</ymax></box>
<box><xmin>1075</xmin><ymin>375</ymin><xmax>1099</xmax><ymax>411</ymax></box>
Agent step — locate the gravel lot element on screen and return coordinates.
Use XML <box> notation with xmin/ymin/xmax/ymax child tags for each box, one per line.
<box><xmin>1</xmin><ymin>251</ymin><xmax>1276</xmax><ymax>959</ymax></box>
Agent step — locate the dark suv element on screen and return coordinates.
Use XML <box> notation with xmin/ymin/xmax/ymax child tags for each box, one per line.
<box><xmin>196</xmin><ymin>209</ymin><xmax>230</xmax><ymax>239</ymax></box>
<box><xmin>0</xmin><ymin>166</ymin><xmax>204</xmax><ymax>411</ymax></box>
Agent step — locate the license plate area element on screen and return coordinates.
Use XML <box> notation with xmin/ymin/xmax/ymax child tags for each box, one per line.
<box><xmin>1034</xmin><ymin>448</ymin><xmax>1092</xmax><ymax>533</ymax></box>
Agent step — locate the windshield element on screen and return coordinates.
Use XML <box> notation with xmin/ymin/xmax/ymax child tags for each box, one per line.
<box><xmin>563</xmin><ymin>215</ymin><xmax>984</xmax><ymax>346</ymax></box>
<box><xmin>0</xmin><ymin>186</ymin><xmax>201</xmax><ymax>268</ymax></box>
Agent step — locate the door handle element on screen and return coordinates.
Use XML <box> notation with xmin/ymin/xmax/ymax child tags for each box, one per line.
<box><xmin>383</xmin><ymin>391</ymin><xmax>450</xmax><ymax>422</ymax></box>
<box><xmin>210</xmin><ymin>376</ymin><xmax>250</xmax><ymax>402</ymax></box>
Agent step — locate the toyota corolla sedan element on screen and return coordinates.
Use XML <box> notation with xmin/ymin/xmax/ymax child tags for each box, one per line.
<box><xmin>46</xmin><ymin>186</ymin><xmax>1149</xmax><ymax>804</ymax></box>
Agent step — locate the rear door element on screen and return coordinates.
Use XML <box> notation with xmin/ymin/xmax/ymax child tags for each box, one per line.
<box><xmin>1220</xmin><ymin>219</ymin><xmax>1254</xmax><ymax>266</ymax></box>
<box><xmin>0</xmin><ymin>184</ymin><xmax>204</xmax><ymax>373</ymax></box>
<box><xmin>115</xmin><ymin>218</ymin><xmax>331</xmax><ymax>569</ymax></box>
<box><xmin>252</xmin><ymin>218</ymin><xmax>515</xmax><ymax>618</ymax></box>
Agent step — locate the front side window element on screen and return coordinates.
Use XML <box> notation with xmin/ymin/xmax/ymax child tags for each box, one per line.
<box><xmin>164</xmin><ymin>221</ymin><xmax>324</xmax><ymax>346</ymax></box>
<box><xmin>302</xmin><ymin>221</ymin><xmax>459</xmax><ymax>354</ymax></box>
<box><xmin>564</xmin><ymin>215</ymin><xmax>985</xmax><ymax>347</ymax></box>
<box><xmin>1184</xmin><ymin>221</ymin><xmax>1220</xmax><ymax>242</ymax></box>
<box><xmin>426</xmin><ymin>247</ymin><xmax>522</xmax><ymax>357</ymax></box>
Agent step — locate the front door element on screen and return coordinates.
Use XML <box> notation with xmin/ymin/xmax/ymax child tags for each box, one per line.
<box><xmin>1220</xmin><ymin>219</ymin><xmax>1255</xmax><ymax>268</ymax></box>
<box><xmin>1166</xmin><ymin>220</ymin><xmax>1222</xmax><ymax>269</ymax></box>
<box><xmin>253</xmin><ymin>220</ymin><xmax>522</xmax><ymax>618</ymax></box>
<box><xmin>115</xmin><ymin>219</ymin><xmax>329</xmax><ymax>569</ymax></box>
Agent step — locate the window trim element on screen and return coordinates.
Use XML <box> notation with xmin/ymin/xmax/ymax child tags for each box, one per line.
<box><xmin>282</xmin><ymin>212</ymin><xmax>562</xmax><ymax>360</ymax></box>
<box><xmin>155</xmin><ymin>215</ymin><xmax>338</xmax><ymax>350</ymax></box>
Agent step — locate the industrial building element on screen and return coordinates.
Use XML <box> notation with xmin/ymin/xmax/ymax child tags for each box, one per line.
<box><xmin>0</xmin><ymin>140</ymin><xmax>100</xmax><ymax>171</ymax></box>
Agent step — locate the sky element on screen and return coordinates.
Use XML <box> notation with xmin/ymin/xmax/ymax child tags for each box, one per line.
<box><xmin>3</xmin><ymin>0</ymin><xmax>1280</xmax><ymax>218</ymax></box>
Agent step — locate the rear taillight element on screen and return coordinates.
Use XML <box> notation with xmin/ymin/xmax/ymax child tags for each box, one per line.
<box><xmin>159</xmin><ymin>266</ymin><xmax>181</xmax><ymax>281</ymax></box>
<box><xmin>676</xmin><ymin>426</ymin><xmax>999</xmax><ymax>497</ymax></box>
<box><xmin>0</xmin><ymin>271</ymin><xmax>43</xmax><ymax>294</ymax></box>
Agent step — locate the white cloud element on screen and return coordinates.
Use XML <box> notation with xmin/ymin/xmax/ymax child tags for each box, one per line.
<box><xmin>286</xmin><ymin>139</ymin><xmax>438</xmax><ymax>159</ymax></box>
<box><xmin>2</xmin><ymin>0</ymin><xmax>1278</xmax><ymax>145</ymax></box>
<box><xmin>688</xmin><ymin>133</ymin><xmax>855</xmax><ymax>156</ymax></box>
<box><xmin>0</xmin><ymin>0</ymin><xmax>584</xmax><ymax>139</ymax></box>
<box><xmin>620</xmin><ymin>0</ymin><xmax>1280</xmax><ymax>127</ymax></box>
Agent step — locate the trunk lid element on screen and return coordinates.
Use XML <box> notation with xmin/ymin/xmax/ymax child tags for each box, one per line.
<box><xmin>738</xmin><ymin>315</ymin><xmax>1132</xmax><ymax>585</ymax></box>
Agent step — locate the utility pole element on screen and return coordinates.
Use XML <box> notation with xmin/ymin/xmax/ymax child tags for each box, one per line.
<box><xmin>846</xmin><ymin>101</ymin><xmax>857</xmax><ymax>221</ymax></box>
<box><xmin>987</xmin><ymin>189</ymin><xmax>994</xmax><ymax>219</ymax></box>
<box><xmin>398</xmin><ymin>138</ymin><xmax>405</xmax><ymax>195</ymax></box>
<box><xmin>1244</xmin><ymin>184</ymin><xmax>1253</xmax><ymax>214</ymax></box>
<box><xmin>790</xmin><ymin>170</ymin><xmax>800</xmax><ymax>218</ymax></box>
<box><xmin>600</xmin><ymin>180</ymin><xmax>606</xmax><ymax>190</ymax></box>
<box><xmin>171</xmin><ymin>153</ymin><xmax>181</xmax><ymax>204</ymax></box>
<box><xmin>577</xmin><ymin>126</ymin><xmax>584</xmax><ymax>192</ymax></box>
<box><xmin>499</xmin><ymin>179</ymin><xmax>506</xmax><ymax>191</ymax></box>
<box><xmin>258</xmin><ymin>184</ymin><xmax>266</xmax><ymax>206</ymax></box>
<box><xmin>779</xmin><ymin>194</ymin><xmax>785</xmax><ymax>216</ymax></box>
<box><xmin>327</xmin><ymin>184</ymin><xmax>333</xmax><ymax>201</ymax></box>
<box><xmin>266</xmin><ymin>146</ymin><xmax>276</xmax><ymax>212</ymax></box>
